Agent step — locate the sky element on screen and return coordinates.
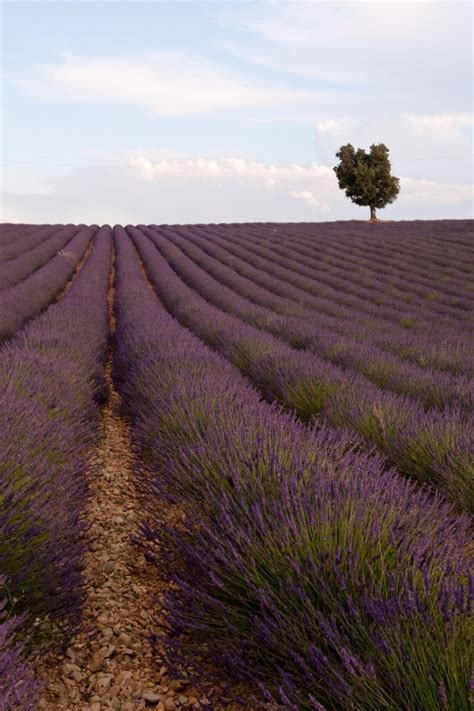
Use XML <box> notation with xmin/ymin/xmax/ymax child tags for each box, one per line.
<box><xmin>1</xmin><ymin>0</ymin><xmax>473</xmax><ymax>224</ymax></box>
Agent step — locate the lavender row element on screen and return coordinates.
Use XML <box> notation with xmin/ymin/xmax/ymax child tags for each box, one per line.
<box><xmin>252</xmin><ymin>221</ymin><xmax>473</xmax><ymax>298</ymax></box>
<box><xmin>184</xmin><ymin>222</ymin><xmax>452</xmax><ymax>338</ymax></box>
<box><xmin>214</xmin><ymin>224</ymin><xmax>441</xmax><ymax>328</ymax></box>
<box><xmin>181</xmin><ymin>224</ymin><xmax>474</xmax><ymax>375</ymax></box>
<box><xmin>0</xmin><ymin>224</ymin><xmax>81</xmax><ymax>290</ymax></box>
<box><xmin>148</xmin><ymin>225</ymin><xmax>473</xmax><ymax>414</ymax></box>
<box><xmin>113</xmin><ymin>226</ymin><xmax>472</xmax><ymax>710</ymax></box>
<box><xmin>241</xmin><ymin>223</ymin><xmax>474</xmax><ymax>360</ymax></box>
<box><xmin>0</xmin><ymin>586</ymin><xmax>38</xmax><ymax>711</ymax></box>
<box><xmin>0</xmin><ymin>225</ymin><xmax>95</xmax><ymax>342</ymax></box>
<box><xmin>0</xmin><ymin>226</ymin><xmax>111</xmax><ymax>612</ymax></box>
<box><xmin>188</xmin><ymin>222</ymin><xmax>472</xmax><ymax>342</ymax></box>
<box><xmin>249</xmin><ymin>224</ymin><xmax>474</xmax><ymax>320</ymax></box>
<box><xmin>249</xmin><ymin>226</ymin><xmax>473</xmax><ymax>319</ymax></box>
<box><xmin>254</xmin><ymin>220</ymin><xmax>474</xmax><ymax>282</ymax></box>
<box><xmin>0</xmin><ymin>224</ymin><xmax>38</xmax><ymax>247</ymax></box>
<box><xmin>0</xmin><ymin>223</ymin><xmax>31</xmax><ymax>233</ymax></box>
<box><xmin>218</xmin><ymin>224</ymin><xmax>472</xmax><ymax>329</ymax></box>
<box><xmin>130</xmin><ymin>226</ymin><xmax>473</xmax><ymax>512</ymax></box>
<box><xmin>0</xmin><ymin>224</ymin><xmax>65</xmax><ymax>264</ymax></box>
<box><xmin>0</xmin><ymin>227</ymin><xmax>111</xmax><ymax>706</ymax></box>
<box><xmin>172</xmin><ymin>223</ymin><xmax>474</xmax><ymax>357</ymax></box>
<box><xmin>0</xmin><ymin>224</ymin><xmax>34</xmax><ymax>247</ymax></box>
<box><xmin>306</xmin><ymin>219</ymin><xmax>474</xmax><ymax>269</ymax></box>
<box><xmin>0</xmin><ymin>223</ymin><xmax>21</xmax><ymax>234</ymax></box>
<box><xmin>157</xmin><ymin>226</ymin><xmax>473</xmax><ymax>412</ymax></box>
<box><xmin>144</xmin><ymin>227</ymin><xmax>473</xmax><ymax>455</ymax></box>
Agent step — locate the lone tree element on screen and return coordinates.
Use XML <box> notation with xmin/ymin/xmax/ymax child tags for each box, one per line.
<box><xmin>334</xmin><ymin>143</ymin><xmax>400</xmax><ymax>221</ymax></box>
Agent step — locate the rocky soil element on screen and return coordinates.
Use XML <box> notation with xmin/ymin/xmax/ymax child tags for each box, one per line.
<box><xmin>33</xmin><ymin>265</ymin><xmax>262</xmax><ymax>710</ymax></box>
<box><xmin>34</xmin><ymin>359</ymin><xmax>257</xmax><ymax>711</ymax></box>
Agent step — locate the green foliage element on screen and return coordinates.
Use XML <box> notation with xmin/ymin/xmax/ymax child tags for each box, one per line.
<box><xmin>334</xmin><ymin>143</ymin><xmax>400</xmax><ymax>219</ymax></box>
<box><xmin>284</xmin><ymin>377</ymin><xmax>340</xmax><ymax>421</ymax></box>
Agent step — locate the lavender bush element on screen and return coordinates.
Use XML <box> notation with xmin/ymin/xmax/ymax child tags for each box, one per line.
<box><xmin>155</xmin><ymin>225</ymin><xmax>472</xmax><ymax>412</ymax></box>
<box><xmin>0</xmin><ymin>224</ymin><xmax>64</xmax><ymax>263</ymax></box>
<box><xmin>257</xmin><ymin>221</ymin><xmax>473</xmax><ymax>288</ymax></box>
<box><xmin>189</xmin><ymin>223</ymin><xmax>473</xmax><ymax>351</ymax></box>
<box><xmin>0</xmin><ymin>218</ymin><xmax>471</xmax><ymax>708</ymax></box>
<box><xmin>0</xmin><ymin>224</ymin><xmax>38</xmax><ymax>251</ymax></box>
<box><xmin>179</xmin><ymin>223</ymin><xmax>474</xmax><ymax>375</ymax></box>
<box><xmin>113</xmin><ymin>225</ymin><xmax>473</xmax><ymax>710</ymax></box>
<box><xmin>0</xmin><ymin>225</ymin><xmax>95</xmax><ymax>342</ymax></box>
<box><xmin>244</xmin><ymin>221</ymin><xmax>472</xmax><ymax>299</ymax></box>
<box><xmin>128</xmin><ymin>226</ymin><xmax>474</xmax><ymax>512</ymax></box>
<box><xmin>247</xmin><ymin>223</ymin><xmax>473</xmax><ymax>321</ymax></box>
<box><xmin>0</xmin><ymin>224</ymin><xmax>25</xmax><ymax>240</ymax></box>
<box><xmin>0</xmin><ymin>225</ymin><xmax>110</xmax><ymax>618</ymax></box>
<box><xmin>0</xmin><ymin>578</ymin><xmax>38</xmax><ymax>710</ymax></box>
<box><xmin>0</xmin><ymin>224</ymin><xmax>81</xmax><ymax>290</ymax></box>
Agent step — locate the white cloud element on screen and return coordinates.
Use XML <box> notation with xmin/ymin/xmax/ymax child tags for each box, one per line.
<box><xmin>218</xmin><ymin>2</ymin><xmax>472</xmax><ymax>112</ymax></box>
<box><xmin>313</xmin><ymin>114</ymin><xmax>473</xmax><ymax>185</ymax></box>
<box><xmin>1</xmin><ymin>152</ymin><xmax>472</xmax><ymax>225</ymax></box>
<box><xmin>317</xmin><ymin>118</ymin><xmax>353</xmax><ymax>134</ymax></box>
<box><xmin>290</xmin><ymin>190</ymin><xmax>330</xmax><ymax>211</ymax></box>
<box><xmin>265</xmin><ymin>3</ymin><xmax>456</xmax><ymax>42</ymax></box>
<box><xmin>17</xmin><ymin>52</ymin><xmax>318</xmax><ymax>117</ymax></box>
<box><xmin>213</xmin><ymin>40</ymin><xmax>363</xmax><ymax>83</ymax></box>
<box><xmin>220</xmin><ymin>2</ymin><xmax>470</xmax><ymax>52</ymax></box>
<box><xmin>400</xmin><ymin>177</ymin><xmax>473</xmax><ymax>206</ymax></box>
<box><xmin>3</xmin><ymin>1</ymin><xmax>471</xmax><ymax>225</ymax></box>
<box><xmin>129</xmin><ymin>155</ymin><xmax>331</xmax><ymax>187</ymax></box>
<box><xmin>405</xmin><ymin>113</ymin><xmax>474</xmax><ymax>132</ymax></box>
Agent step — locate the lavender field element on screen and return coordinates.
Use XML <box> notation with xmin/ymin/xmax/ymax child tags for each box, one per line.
<box><xmin>1</xmin><ymin>220</ymin><xmax>473</xmax><ymax>710</ymax></box>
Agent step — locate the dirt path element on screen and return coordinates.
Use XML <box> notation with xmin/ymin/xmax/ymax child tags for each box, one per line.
<box><xmin>35</xmin><ymin>363</ymin><xmax>177</xmax><ymax>709</ymax></box>
<box><xmin>34</xmin><ymin>263</ymin><xmax>256</xmax><ymax>711</ymax></box>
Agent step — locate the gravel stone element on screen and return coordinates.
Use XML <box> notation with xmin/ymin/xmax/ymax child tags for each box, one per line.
<box><xmin>34</xmin><ymin>356</ymin><xmax>252</xmax><ymax>711</ymax></box>
<box><xmin>142</xmin><ymin>692</ymin><xmax>161</xmax><ymax>704</ymax></box>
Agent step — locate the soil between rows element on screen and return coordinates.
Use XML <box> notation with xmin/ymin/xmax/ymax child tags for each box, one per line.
<box><xmin>33</xmin><ymin>262</ymin><xmax>260</xmax><ymax>710</ymax></box>
<box><xmin>34</xmin><ymin>357</ymin><xmax>258</xmax><ymax>711</ymax></box>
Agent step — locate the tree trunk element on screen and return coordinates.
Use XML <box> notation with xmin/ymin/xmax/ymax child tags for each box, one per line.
<box><xmin>370</xmin><ymin>206</ymin><xmax>377</xmax><ymax>221</ymax></box>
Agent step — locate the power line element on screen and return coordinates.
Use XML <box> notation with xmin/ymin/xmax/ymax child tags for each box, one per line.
<box><xmin>1</xmin><ymin>154</ymin><xmax>473</xmax><ymax>169</ymax></box>
<box><xmin>393</xmin><ymin>154</ymin><xmax>474</xmax><ymax>162</ymax></box>
<box><xmin>1</xmin><ymin>158</ymin><xmax>124</xmax><ymax>168</ymax></box>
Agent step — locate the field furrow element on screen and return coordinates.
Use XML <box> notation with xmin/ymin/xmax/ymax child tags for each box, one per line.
<box><xmin>179</xmin><ymin>224</ymin><xmax>474</xmax><ymax>373</ymax></box>
<box><xmin>251</xmin><ymin>222</ymin><xmax>474</xmax><ymax>289</ymax></box>
<box><xmin>248</xmin><ymin>225</ymin><xmax>474</xmax><ymax>319</ymax></box>
<box><xmin>128</xmin><ymin>225</ymin><xmax>474</xmax><ymax>512</ymax></box>
<box><xmin>202</xmin><ymin>224</ymin><xmax>473</xmax><ymax>329</ymax></box>
<box><xmin>114</xmin><ymin>225</ymin><xmax>472</xmax><ymax>710</ymax></box>
<box><xmin>153</xmin><ymin>225</ymin><xmax>472</xmax><ymax>410</ymax></box>
<box><xmin>0</xmin><ymin>225</ymin><xmax>65</xmax><ymax>264</ymax></box>
<box><xmin>0</xmin><ymin>227</ymin><xmax>111</xmax><ymax>709</ymax></box>
<box><xmin>1</xmin><ymin>219</ymin><xmax>472</xmax><ymax>711</ymax></box>
<box><xmin>0</xmin><ymin>225</ymin><xmax>82</xmax><ymax>290</ymax></box>
<box><xmin>0</xmin><ymin>225</ymin><xmax>96</xmax><ymax>343</ymax></box>
<box><xmin>35</xmin><ymin>245</ymin><xmax>241</xmax><ymax>711</ymax></box>
<box><xmin>0</xmin><ymin>224</ymin><xmax>37</xmax><ymax>248</ymax></box>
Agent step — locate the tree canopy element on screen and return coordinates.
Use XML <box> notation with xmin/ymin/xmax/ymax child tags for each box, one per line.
<box><xmin>334</xmin><ymin>143</ymin><xmax>400</xmax><ymax>221</ymax></box>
